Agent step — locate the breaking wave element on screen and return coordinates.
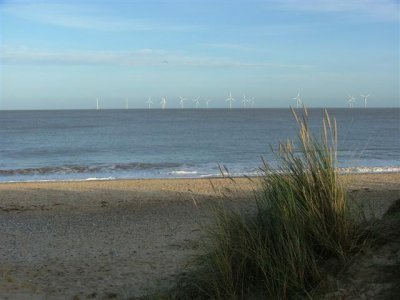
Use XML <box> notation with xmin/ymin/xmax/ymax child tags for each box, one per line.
<box><xmin>0</xmin><ymin>163</ymin><xmax>398</xmax><ymax>183</ymax></box>
<box><xmin>338</xmin><ymin>166</ymin><xmax>400</xmax><ymax>174</ymax></box>
<box><xmin>169</xmin><ymin>170</ymin><xmax>198</xmax><ymax>175</ymax></box>
<box><xmin>0</xmin><ymin>162</ymin><xmax>189</xmax><ymax>176</ymax></box>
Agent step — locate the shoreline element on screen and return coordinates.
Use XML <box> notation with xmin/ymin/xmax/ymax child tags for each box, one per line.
<box><xmin>0</xmin><ymin>172</ymin><xmax>398</xmax><ymax>187</ymax></box>
<box><xmin>0</xmin><ymin>172</ymin><xmax>400</xmax><ymax>211</ymax></box>
<box><xmin>0</xmin><ymin>168</ymin><xmax>399</xmax><ymax>185</ymax></box>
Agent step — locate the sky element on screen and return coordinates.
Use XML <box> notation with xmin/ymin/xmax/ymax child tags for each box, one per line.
<box><xmin>0</xmin><ymin>0</ymin><xmax>399</xmax><ymax>109</ymax></box>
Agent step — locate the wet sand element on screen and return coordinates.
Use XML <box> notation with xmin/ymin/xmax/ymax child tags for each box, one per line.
<box><xmin>0</xmin><ymin>173</ymin><xmax>399</xmax><ymax>299</ymax></box>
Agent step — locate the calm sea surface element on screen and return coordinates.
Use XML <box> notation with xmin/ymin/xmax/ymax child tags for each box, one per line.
<box><xmin>0</xmin><ymin>108</ymin><xmax>399</xmax><ymax>182</ymax></box>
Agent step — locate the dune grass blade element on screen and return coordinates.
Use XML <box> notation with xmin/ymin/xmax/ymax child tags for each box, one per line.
<box><xmin>165</xmin><ymin>108</ymin><xmax>362</xmax><ymax>299</ymax></box>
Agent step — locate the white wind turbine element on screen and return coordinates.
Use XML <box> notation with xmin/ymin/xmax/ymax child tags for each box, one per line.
<box><xmin>242</xmin><ymin>95</ymin><xmax>249</xmax><ymax>108</ymax></box>
<box><xmin>96</xmin><ymin>97</ymin><xmax>100</xmax><ymax>110</ymax></box>
<box><xmin>249</xmin><ymin>97</ymin><xmax>255</xmax><ymax>108</ymax></box>
<box><xmin>292</xmin><ymin>92</ymin><xmax>302</xmax><ymax>108</ymax></box>
<box><xmin>179</xmin><ymin>96</ymin><xmax>187</xmax><ymax>109</ymax></box>
<box><xmin>206</xmin><ymin>99</ymin><xmax>212</xmax><ymax>108</ymax></box>
<box><xmin>360</xmin><ymin>94</ymin><xmax>370</xmax><ymax>108</ymax></box>
<box><xmin>347</xmin><ymin>95</ymin><xmax>356</xmax><ymax>108</ymax></box>
<box><xmin>193</xmin><ymin>97</ymin><xmax>200</xmax><ymax>109</ymax></box>
<box><xmin>146</xmin><ymin>96</ymin><xmax>153</xmax><ymax>109</ymax></box>
<box><xmin>160</xmin><ymin>97</ymin><xmax>167</xmax><ymax>109</ymax></box>
<box><xmin>226</xmin><ymin>92</ymin><xmax>235</xmax><ymax>109</ymax></box>
<box><xmin>125</xmin><ymin>97</ymin><xmax>129</xmax><ymax>109</ymax></box>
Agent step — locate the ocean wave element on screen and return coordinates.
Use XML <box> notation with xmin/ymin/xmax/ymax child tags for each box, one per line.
<box><xmin>338</xmin><ymin>166</ymin><xmax>400</xmax><ymax>174</ymax></box>
<box><xmin>0</xmin><ymin>164</ymin><xmax>398</xmax><ymax>182</ymax></box>
<box><xmin>0</xmin><ymin>162</ymin><xmax>187</xmax><ymax>176</ymax></box>
<box><xmin>2</xmin><ymin>177</ymin><xmax>117</xmax><ymax>183</ymax></box>
<box><xmin>195</xmin><ymin>166</ymin><xmax>400</xmax><ymax>178</ymax></box>
<box><xmin>84</xmin><ymin>177</ymin><xmax>116</xmax><ymax>181</ymax></box>
<box><xmin>169</xmin><ymin>170</ymin><xmax>198</xmax><ymax>175</ymax></box>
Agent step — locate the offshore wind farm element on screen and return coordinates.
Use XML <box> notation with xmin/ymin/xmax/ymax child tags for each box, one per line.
<box><xmin>92</xmin><ymin>91</ymin><xmax>377</xmax><ymax>110</ymax></box>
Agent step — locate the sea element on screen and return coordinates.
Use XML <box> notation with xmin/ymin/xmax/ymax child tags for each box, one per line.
<box><xmin>0</xmin><ymin>108</ymin><xmax>399</xmax><ymax>182</ymax></box>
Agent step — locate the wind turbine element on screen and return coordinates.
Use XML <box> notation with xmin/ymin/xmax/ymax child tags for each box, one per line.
<box><xmin>242</xmin><ymin>95</ymin><xmax>249</xmax><ymax>108</ymax></box>
<box><xmin>179</xmin><ymin>96</ymin><xmax>187</xmax><ymax>109</ymax></box>
<box><xmin>193</xmin><ymin>97</ymin><xmax>200</xmax><ymax>109</ymax></box>
<box><xmin>347</xmin><ymin>95</ymin><xmax>355</xmax><ymax>108</ymax></box>
<box><xmin>292</xmin><ymin>92</ymin><xmax>302</xmax><ymax>108</ymax></box>
<box><xmin>206</xmin><ymin>99</ymin><xmax>212</xmax><ymax>108</ymax></box>
<box><xmin>146</xmin><ymin>96</ymin><xmax>153</xmax><ymax>109</ymax></box>
<box><xmin>226</xmin><ymin>92</ymin><xmax>235</xmax><ymax>109</ymax></box>
<box><xmin>125</xmin><ymin>97</ymin><xmax>129</xmax><ymax>109</ymax></box>
<box><xmin>360</xmin><ymin>94</ymin><xmax>370</xmax><ymax>108</ymax></box>
<box><xmin>96</xmin><ymin>97</ymin><xmax>100</xmax><ymax>110</ymax></box>
<box><xmin>249</xmin><ymin>97</ymin><xmax>255</xmax><ymax>108</ymax></box>
<box><xmin>160</xmin><ymin>97</ymin><xmax>167</xmax><ymax>109</ymax></box>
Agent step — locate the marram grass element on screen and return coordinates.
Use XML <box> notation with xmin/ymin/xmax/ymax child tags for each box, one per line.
<box><xmin>155</xmin><ymin>108</ymin><xmax>363</xmax><ymax>300</ymax></box>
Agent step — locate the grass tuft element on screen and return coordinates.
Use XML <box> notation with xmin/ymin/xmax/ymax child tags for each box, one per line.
<box><xmin>155</xmin><ymin>108</ymin><xmax>364</xmax><ymax>299</ymax></box>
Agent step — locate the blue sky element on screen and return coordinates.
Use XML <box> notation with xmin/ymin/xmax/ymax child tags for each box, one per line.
<box><xmin>0</xmin><ymin>0</ymin><xmax>398</xmax><ymax>109</ymax></box>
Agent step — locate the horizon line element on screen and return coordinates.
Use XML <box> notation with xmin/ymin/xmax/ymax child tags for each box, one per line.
<box><xmin>0</xmin><ymin>107</ymin><xmax>398</xmax><ymax>111</ymax></box>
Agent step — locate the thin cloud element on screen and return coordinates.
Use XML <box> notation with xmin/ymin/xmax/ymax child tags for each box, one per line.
<box><xmin>1</xmin><ymin>1</ymin><xmax>201</xmax><ymax>32</ymax></box>
<box><xmin>0</xmin><ymin>46</ymin><xmax>313</xmax><ymax>69</ymax></box>
<box><xmin>268</xmin><ymin>0</ymin><xmax>398</xmax><ymax>22</ymax></box>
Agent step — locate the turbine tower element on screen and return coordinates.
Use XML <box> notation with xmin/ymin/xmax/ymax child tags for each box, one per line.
<box><xmin>292</xmin><ymin>92</ymin><xmax>302</xmax><ymax>108</ymax></box>
<box><xmin>206</xmin><ymin>99</ymin><xmax>212</xmax><ymax>108</ymax></box>
<box><xmin>249</xmin><ymin>97</ymin><xmax>255</xmax><ymax>108</ymax></box>
<box><xmin>179</xmin><ymin>96</ymin><xmax>187</xmax><ymax>109</ymax></box>
<box><xmin>125</xmin><ymin>97</ymin><xmax>129</xmax><ymax>109</ymax></box>
<box><xmin>193</xmin><ymin>97</ymin><xmax>200</xmax><ymax>109</ymax></box>
<box><xmin>242</xmin><ymin>95</ymin><xmax>249</xmax><ymax>108</ymax></box>
<box><xmin>160</xmin><ymin>97</ymin><xmax>167</xmax><ymax>109</ymax></box>
<box><xmin>146</xmin><ymin>96</ymin><xmax>153</xmax><ymax>109</ymax></box>
<box><xmin>361</xmin><ymin>94</ymin><xmax>370</xmax><ymax>108</ymax></box>
<box><xmin>96</xmin><ymin>97</ymin><xmax>100</xmax><ymax>110</ymax></box>
<box><xmin>347</xmin><ymin>95</ymin><xmax>355</xmax><ymax>108</ymax></box>
<box><xmin>226</xmin><ymin>92</ymin><xmax>235</xmax><ymax>109</ymax></box>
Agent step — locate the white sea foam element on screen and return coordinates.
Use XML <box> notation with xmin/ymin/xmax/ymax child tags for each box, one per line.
<box><xmin>169</xmin><ymin>170</ymin><xmax>198</xmax><ymax>175</ymax></box>
<box><xmin>2</xmin><ymin>177</ymin><xmax>117</xmax><ymax>183</ymax></box>
<box><xmin>199</xmin><ymin>173</ymin><xmax>222</xmax><ymax>178</ymax></box>
<box><xmin>197</xmin><ymin>166</ymin><xmax>400</xmax><ymax>178</ymax></box>
<box><xmin>1</xmin><ymin>166</ymin><xmax>398</xmax><ymax>183</ymax></box>
<box><xmin>84</xmin><ymin>177</ymin><xmax>116</xmax><ymax>181</ymax></box>
<box><xmin>339</xmin><ymin>166</ymin><xmax>400</xmax><ymax>174</ymax></box>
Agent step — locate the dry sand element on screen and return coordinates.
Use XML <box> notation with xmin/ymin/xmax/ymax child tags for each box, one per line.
<box><xmin>0</xmin><ymin>174</ymin><xmax>399</xmax><ymax>299</ymax></box>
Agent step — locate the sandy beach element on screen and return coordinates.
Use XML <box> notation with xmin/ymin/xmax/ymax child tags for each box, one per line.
<box><xmin>0</xmin><ymin>173</ymin><xmax>399</xmax><ymax>299</ymax></box>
